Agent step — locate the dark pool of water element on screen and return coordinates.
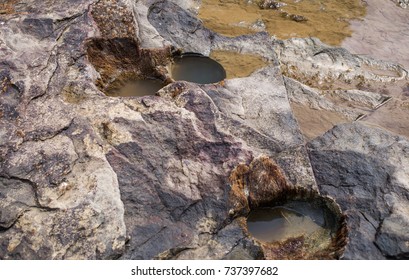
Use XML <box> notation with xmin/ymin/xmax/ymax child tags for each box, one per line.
<box><xmin>106</xmin><ymin>79</ymin><xmax>164</xmax><ymax>97</ymax></box>
<box><xmin>247</xmin><ymin>203</ymin><xmax>334</xmax><ymax>243</ymax></box>
<box><xmin>171</xmin><ymin>53</ymin><xmax>226</xmax><ymax>84</ymax></box>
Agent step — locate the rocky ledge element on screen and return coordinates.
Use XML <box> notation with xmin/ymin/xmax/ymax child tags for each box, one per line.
<box><xmin>0</xmin><ymin>0</ymin><xmax>408</xmax><ymax>259</ymax></box>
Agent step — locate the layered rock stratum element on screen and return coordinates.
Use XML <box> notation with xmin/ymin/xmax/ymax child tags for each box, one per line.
<box><xmin>0</xmin><ymin>0</ymin><xmax>408</xmax><ymax>259</ymax></box>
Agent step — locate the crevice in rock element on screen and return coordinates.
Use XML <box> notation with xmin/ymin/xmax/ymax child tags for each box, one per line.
<box><xmin>223</xmin><ymin>236</ymin><xmax>245</xmax><ymax>258</ymax></box>
<box><xmin>174</xmin><ymin>200</ymin><xmax>201</xmax><ymax>221</ymax></box>
<box><xmin>23</xmin><ymin>117</ymin><xmax>74</xmax><ymax>142</ymax></box>
<box><xmin>155</xmin><ymin>246</ymin><xmax>193</xmax><ymax>260</ymax></box>
<box><xmin>0</xmin><ymin>175</ymin><xmax>60</xmax><ymax>212</ymax></box>
<box><xmin>359</xmin><ymin>211</ymin><xmax>377</xmax><ymax>230</ymax></box>
<box><xmin>135</xmin><ymin>226</ymin><xmax>167</xmax><ymax>249</ymax></box>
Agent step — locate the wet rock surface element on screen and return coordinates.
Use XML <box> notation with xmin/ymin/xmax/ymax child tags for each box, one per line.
<box><xmin>0</xmin><ymin>0</ymin><xmax>408</xmax><ymax>260</ymax></box>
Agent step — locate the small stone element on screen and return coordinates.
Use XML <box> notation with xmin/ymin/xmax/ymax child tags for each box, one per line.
<box><xmin>258</xmin><ymin>0</ymin><xmax>287</xmax><ymax>10</ymax></box>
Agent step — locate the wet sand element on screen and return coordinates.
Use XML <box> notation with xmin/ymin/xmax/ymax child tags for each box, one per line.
<box><xmin>342</xmin><ymin>0</ymin><xmax>409</xmax><ymax>69</ymax></box>
<box><xmin>199</xmin><ymin>0</ymin><xmax>366</xmax><ymax>46</ymax></box>
<box><xmin>210</xmin><ymin>50</ymin><xmax>269</xmax><ymax>79</ymax></box>
<box><xmin>291</xmin><ymin>103</ymin><xmax>349</xmax><ymax>140</ymax></box>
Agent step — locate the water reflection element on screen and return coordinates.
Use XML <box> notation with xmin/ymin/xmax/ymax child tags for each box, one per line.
<box><xmin>247</xmin><ymin>204</ymin><xmax>333</xmax><ymax>246</ymax></box>
<box><xmin>171</xmin><ymin>53</ymin><xmax>226</xmax><ymax>84</ymax></box>
<box><xmin>106</xmin><ymin>79</ymin><xmax>164</xmax><ymax>97</ymax></box>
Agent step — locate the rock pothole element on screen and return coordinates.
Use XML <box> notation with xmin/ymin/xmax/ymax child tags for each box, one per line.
<box><xmin>171</xmin><ymin>52</ymin><xmax>226</xmax><ymax>84</ymax></box>
<box><xmin>229</xmin><ymin>156</ymin><xmax>347</xmax><ymax>259</ymax></box>
<box><xmin>85</xmin><ymin>37</ymin><xmax>173</xmax><ymax>97</ymax></box>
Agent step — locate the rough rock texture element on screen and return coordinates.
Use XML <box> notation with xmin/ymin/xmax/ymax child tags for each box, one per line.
<box><xmin>275</xmin><ymin>37</ymin><xmax>409</xmax><ymax>140</ymax></box>
<box><xmin>1</xmin><ymin>0</ymin><xmax>409</xmax><ymax>260</ymax></box>
<box><xmin>0</xmin><ymin>0</ymin><xmax>315</xmax><ymax>259</ymax></box>
<box><xmin>0</xmin><ymin>0</ymin><xmax>128</xmax><ymax>259</ymax></box>
<box><xmin>308</xmin><ymin>123</ymin><xmax>409</xmax><ymax>259</ymax></box>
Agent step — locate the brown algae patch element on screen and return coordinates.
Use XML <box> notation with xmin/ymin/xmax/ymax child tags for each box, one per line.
<box><xmin>199</xmin><ymin>0</ymin><xmax>366</xmax><ymax>46</ymax></box>
<box><xmin>210</xmin><ymin>50</ymin><xmax>269</xmax><ymax>79</ymax></box>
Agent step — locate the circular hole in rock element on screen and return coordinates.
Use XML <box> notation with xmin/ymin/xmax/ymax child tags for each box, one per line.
<box><xmin>247</xmin><ymin>194</ymin><xmax>346</xmax><ymax>258</ymax></box>
<box><xmin>230</xmin><ymin>157</ymin><xmax>347</xmax><ymax>258</ymax></box>
<box><xmin>106</xmin><ymin>78</ymin><xmax>165</xmax><ymax>97</ymax></box>
<box><xmin>171</xmin><ymin>52</ymin><xmax>226</xmax><ymax>84</ymax></box>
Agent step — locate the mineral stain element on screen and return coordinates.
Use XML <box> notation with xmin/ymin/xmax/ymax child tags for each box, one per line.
<box><xmin>199</xmin><ymin>0</ymin><xmax>366</xmax><ymax>46</ymax></box>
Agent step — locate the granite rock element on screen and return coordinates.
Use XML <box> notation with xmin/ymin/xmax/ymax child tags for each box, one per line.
<box><xmin>1</xmin><ymin>0</ymin><xmax>409</xmax><ymax>260</ymax></box>
<box><xmin>308</xmin><ymin>123</ymin><xmax>409</xmax><ymax>259</ymax></box>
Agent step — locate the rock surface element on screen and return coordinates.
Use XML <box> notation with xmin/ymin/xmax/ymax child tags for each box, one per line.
<box><xmin>276</xmin><ymin>37</ymin><xmax>409</xmax><ymax>140</ymax></box>
<box><xmin>0</xmin><ymin>0</ymin><xmax>408</xmax><ymax>260</ymax></box>
<box><xmin>342</xmin><ymin>0</ymin><xmax>409</xmax><ymax>69</ymax></box>
<box><xmin>308</xmin><ymin>123</ymin><xmax>409</xmax><ymax>259</ymax></box>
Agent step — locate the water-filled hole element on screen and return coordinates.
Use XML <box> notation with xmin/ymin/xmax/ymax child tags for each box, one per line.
<box><xmin>171</xmin><ymin>52</ymin><xmax>226</xmax><ymax>84</ymax></box>
<box><xmin>247</xmin><ymin>201</ymin><xmax>336</xmax><ymax>247</ymax></box>
<box><xmin>105</xmin><ymin>78</ymin><xmax>165</xmax><ymax>97</ymax></box>
<box><xmin>230</xmin><ymin>157</ymin><xmax>347</xmax><ymax>259</ymax></box>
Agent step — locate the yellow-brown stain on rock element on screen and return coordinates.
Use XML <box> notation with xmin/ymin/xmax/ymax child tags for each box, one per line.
<box><xmin>0</xmin><ymin>0</ymin><xmax>17</xmax><ymax>14</ymax></box>
<box><xmin>210</xmin><ymin>50</ymin><xmax>269</xmax><ymax>79</ymax></box>
<box><xmin>199</xmin><ymin>0</ymin><xmax>366</xmax><ymax>46</ymax></box>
